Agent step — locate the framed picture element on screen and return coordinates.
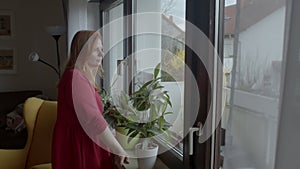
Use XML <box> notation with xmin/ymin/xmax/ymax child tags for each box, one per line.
<box><xmin>0</xmin><ymin>48</ymin><xmax>16</xmax><ymax>74</ymax></box>
<box><xmin>0</xmin><ymin>10</ymin><xmax>15</xmax><ymax>38</ymax></box>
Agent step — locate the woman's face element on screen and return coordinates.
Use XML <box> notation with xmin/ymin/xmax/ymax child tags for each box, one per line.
<box><xmin>87</xmin><ymin>38</ymin><xmax>103</xmax><ymax>68</ymax></box>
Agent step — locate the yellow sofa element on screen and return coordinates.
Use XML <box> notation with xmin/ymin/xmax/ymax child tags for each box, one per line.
<box><xmin>0</xmin><ymin>97</ymin><xmax>57</xmax><ymax>169</ymax></box>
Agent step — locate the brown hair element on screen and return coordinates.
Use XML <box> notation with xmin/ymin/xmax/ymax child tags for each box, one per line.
<box><xmin>61</xmin><ymin>30</ymin><xmax>104</xmax><ymax>89</ymax></box>
<box><xmin>66</xmin><ymin>30</ymin><xmax>98</xmax><ymax>69</ymax></box>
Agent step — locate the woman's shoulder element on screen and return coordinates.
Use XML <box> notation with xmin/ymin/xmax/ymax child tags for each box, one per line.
<box><xmin>63</xmin><ymin>68</ymin><xmax>92</xmax><ymax>87</ymax></box>
<box><xmin>62</xmin><ymin>68</ymin><xmax>85</xmax><ymax>79</ymax></box>
<box><xmin>59</xmin><ymin>68</ymin><xmax>85</xmax><ymax>86</ymax></box>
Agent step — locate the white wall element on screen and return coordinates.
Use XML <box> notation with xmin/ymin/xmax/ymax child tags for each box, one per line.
<box><xmin>238</xmin><ymin>7</ymin><xmax>286</xmax><ymax>96</ymax></box>
<box><xmin>0</xmin><ymin>0</ymin><xmax>67</xmax><ymax>99</ymax></box>
<box><xmin>134</xmin><ymin>0</ymin><xmax>161</xmax><ymax>73</ymax></box>
<box><xmin>87</xmin><ymin>3</ymin><xmax>100</xmax><ymax>31</ymax></box>
<box><xmin>239</xmin><ymin>7</ymin><xmax>286</xmax><ymax>63</ymax></box>
<box><xmin>223</xmin><ymin>7</ymin><xmax>287</xmax><ymax>169</ymax></box>
<box><xmin>68</xmin><ymin>0</ymin><xmax>100</xmax><ymax>52</ymax></box>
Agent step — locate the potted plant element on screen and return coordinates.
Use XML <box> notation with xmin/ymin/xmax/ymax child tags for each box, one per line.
<box><xmin>100</xmin><ymin>89</ymin><xmax>141</xmax><ymax>150</ymax></box>
<box><xmin>115</xmin><ymin>64</ymin><xmax>173</xmax><ymax>169</ymax></box>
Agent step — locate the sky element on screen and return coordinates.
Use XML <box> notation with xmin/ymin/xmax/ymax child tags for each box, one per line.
<box><xmin>162</xmin><ymin>0</ymin><xmax>237</xmax><ymax>30</ymax></box>
<box><xmin>161</xmin><ymin>0</ymin><xmax>186</xmax><ymax>30</ymax></box>
<box><xmin>225</xmin><ymin>0</ymin><xmax>237</xmax><ymax>7</ymax></box>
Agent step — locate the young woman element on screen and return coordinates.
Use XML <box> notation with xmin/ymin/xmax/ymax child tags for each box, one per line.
<box><xmin>52</xmin><ymin>30</ymin><xmax>129</xmax><ymax>169</ymax></box>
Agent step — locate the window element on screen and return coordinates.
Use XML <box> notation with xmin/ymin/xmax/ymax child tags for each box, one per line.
<box><xmin>101</xmin><ymin>0</ymin><xmax>187</xmax><ymax>168</ymax></box>
<box><xmin>131</xmin><ymin>0</ymin><xmax>186</xmax><ymax>157</ymax></box>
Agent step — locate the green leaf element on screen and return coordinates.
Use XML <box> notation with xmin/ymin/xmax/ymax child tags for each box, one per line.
<box><xmin>127</xmin><ymin>130</ymin><xmax>140</xmax><ymax>144</ymax></box>
<box><xmin>161</xmin><ymin>102</ymin><xmax>167</xmax><ymax>114</ymax></box>
<box><xmin>158</xmin><ymin>118</ymin><xmax>163</xmax><ymax>130</ymax></box>
<box><xmin>147</xmin><ymin>128</ymin><xmax>162</xmax><ymax>135</ymax></box>
<box><xmin>154</xmin><ymin>86</ymin><xmax>164</xmax><ymax>90</ymax></box>
<box><xmin>134</xmin><ymin>80</ymin><xmax>153</xmax><ymax>94</ymax></box>
<box><xmin>164</xmin><ymin>111</ymin><xmax>173</xmax><ymax>115</ymax></box>
<box><xmin>154</xmin><ymin>63</ymin><xmax>161</xmax><ymax>79</ymax></box>
<box><xmin>165</xmin><ymin>98</ymin><xmax>172</xmax><ymax>107</ymax></box>
<box><xmin>150</xmin><ymin>105</ymin><xmax>158</xmax><ymax>121</ymax></box>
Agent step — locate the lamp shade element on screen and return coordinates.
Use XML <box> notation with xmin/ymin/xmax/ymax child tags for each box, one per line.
<box><xmin>46</xmin><ymin>26</ymin><xmax>66</xmax><ymax>36</ymax></box>
<box><xmin>28</xmin><ymin>52</ymin><xmax>40</xmax><ymax>61</ymax></box>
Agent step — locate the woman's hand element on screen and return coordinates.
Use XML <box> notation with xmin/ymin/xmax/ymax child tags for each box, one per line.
<box><xmin>97</xmin><ymin>127</ymin><xmax>129</xmax><ymax>168</ymax></box>
<box><xmin>114</xmin><ymin>155</ymin><xmax>129</xmax><ymax>169</ymax></box>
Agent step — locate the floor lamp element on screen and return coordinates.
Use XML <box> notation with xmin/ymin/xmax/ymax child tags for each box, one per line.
<box><xmin>29</xmin><ymin>26</ymin><xmax>65</xmax><ymax>79</ymax></box>
<box><xmin>28</xmin><ymin>51</ymin><xmax>60</xmax><ymax>78</ymax></box>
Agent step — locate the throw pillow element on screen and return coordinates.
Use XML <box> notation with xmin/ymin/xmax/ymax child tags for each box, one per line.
<box><xmin>6</xmin><ymin>110</ymin><xmax>26</xmax><ymax>133</ymax></box>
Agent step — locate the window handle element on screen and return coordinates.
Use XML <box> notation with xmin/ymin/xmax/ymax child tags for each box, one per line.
<box><xmin>189</xmin><ymin>122</ymin><xmax>203</xmax><ymax>155</ymax></box>
<box><xmin>117</xmin><ymin>59</ymin><xmax>126</xmax><ymax>75</ymax></box>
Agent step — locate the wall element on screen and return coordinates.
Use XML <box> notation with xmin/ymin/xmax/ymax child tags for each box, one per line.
<box><xmin>238</xmin><ymin>7</ymin><xmax>286</xmax><ymax>96</ymax></box>
<box><xmin>0</xmin><ymin>0</ymin><xmax>67</xmax><ymax>99</ymax></box>
<box><xmin>68</xmin><ymin>0</ymin><xmax>100</xmax><ymax>52</ymax></box>
<box><xmin>223</xmin><ymin>7</ymin><xmax>287</xmax><ymax>169</ymax></box>
<box><xmin>87</xmin><ymin>3</ymin><xmax>100</xmax><ymax>31</ymax></box>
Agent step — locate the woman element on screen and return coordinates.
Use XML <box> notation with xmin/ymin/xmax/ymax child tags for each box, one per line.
<box><xmin>52</xmin><ymin>30</ymin><xmax>129</xmax><ymax>169</ymax></box>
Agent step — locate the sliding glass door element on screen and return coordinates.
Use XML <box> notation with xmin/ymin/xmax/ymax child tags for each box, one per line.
<box><xmin>219</xmin><ymin>0</ymin><xmax>288</xmax><ymax>169</ymax></box>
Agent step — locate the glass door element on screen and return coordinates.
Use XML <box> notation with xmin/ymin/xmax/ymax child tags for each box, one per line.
<box><xmin>219</xmin><ymin>0</ymin><xmax>287</xmax><ymax>168</ymax></box>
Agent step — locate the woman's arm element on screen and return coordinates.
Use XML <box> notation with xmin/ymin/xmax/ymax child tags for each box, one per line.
<box><xmin>98</xmin><ymin>127</ymin><xmax>129</xmax><ymax>168</ymax></box>
<box><xmin>71</xmin><ymin>70</ymin><xmax>129</xmax><ymax>168</ymax></box>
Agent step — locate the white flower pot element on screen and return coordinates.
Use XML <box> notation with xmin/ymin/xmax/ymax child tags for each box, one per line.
<box><xmin>135</xmin><ymin>143</ymin><xmax>159</xmax><ymax>169</ymax></box>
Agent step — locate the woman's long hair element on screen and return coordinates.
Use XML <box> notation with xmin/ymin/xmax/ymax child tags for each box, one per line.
<box><xmin>62</xmin><ymin>30</ymin><xmax>104</xmax><ymax>89</ymax></box>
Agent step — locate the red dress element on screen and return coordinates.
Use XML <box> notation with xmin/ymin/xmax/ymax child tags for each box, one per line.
<box><xmin>52</xmin><ymin>69</ymin><xmax>113</xmax><ymax>169</ymax></box>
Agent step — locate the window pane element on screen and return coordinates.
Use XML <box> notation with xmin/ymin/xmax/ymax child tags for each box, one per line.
<box><xmin>222</xmin><ymin>0</ymin><xmax>286</xmax><ymax>168</ymax></box>
<box><xmin>102</xmin><ymin>3</ymin><xmax>124</xmax><ymax>90</ymax></box>
<box><xmin>160</xmin><ymin>0</ymin><xmax>185</xmax><ymax>154</ymax></box>
<box><xmin>132</xmin><ymin>0</ymin><xmax>186</xmax><ymax>155</ymax></box>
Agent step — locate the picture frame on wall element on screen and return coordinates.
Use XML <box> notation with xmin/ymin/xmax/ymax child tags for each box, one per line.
<box><xmin>0</xmin><ymin>10</ymin><xmax>15</xmax><ymax>38</ymax></box>
<box><xmin>0</xmin><ymin>48</ymin><xmax>16</xmax><ymax>74</ymax></box>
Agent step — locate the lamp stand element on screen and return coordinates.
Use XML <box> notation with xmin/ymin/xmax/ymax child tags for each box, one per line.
<box><xmin>52</xmin><ymin>35</ymin><xmax>61</xmax><ymax>78</ymax></box>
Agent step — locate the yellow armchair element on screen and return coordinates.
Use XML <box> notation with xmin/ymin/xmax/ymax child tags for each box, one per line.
<box><xmin>0</xmin><ymin>97</ymin><xmax>57</xmax><ymax>169</ymax></box>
